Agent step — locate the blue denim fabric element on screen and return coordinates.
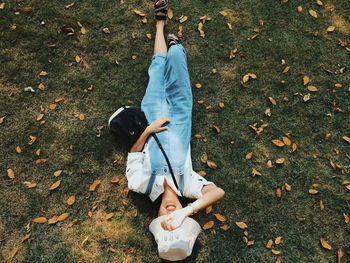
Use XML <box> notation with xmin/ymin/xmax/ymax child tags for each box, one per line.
<box><xmin>141</xmin><ymin>44</ymin><xmax>192</xmax><ymax>194</ymax></box>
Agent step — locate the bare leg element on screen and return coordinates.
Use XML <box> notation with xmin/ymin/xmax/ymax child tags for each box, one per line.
<box><xmin>154</xmin><ymin>20</ymin><xmax>167</xmax><ymax>55</ymax></box>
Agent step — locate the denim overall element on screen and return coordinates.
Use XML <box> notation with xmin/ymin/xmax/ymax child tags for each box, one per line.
<box><xmin>141</xmin><ymin>44</ymin><xmax>192</xmax><ymax>196</ymax></box>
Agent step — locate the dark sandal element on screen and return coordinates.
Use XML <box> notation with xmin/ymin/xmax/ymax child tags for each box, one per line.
<box><xmin>167</xmin><ymin>33</ymin><xmax>180</xmax><ymax>48</ymax></box>
<box><xmin>154</xmin><ymin>0</ymin><xmax>168</xmax><ymax>20</ymax></box>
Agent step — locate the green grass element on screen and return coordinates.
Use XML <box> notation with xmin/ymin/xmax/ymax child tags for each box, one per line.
<box><xmin>1</xmin><ymin>0</ymin><xmax>350</xmax><ymax>262</ymax></box>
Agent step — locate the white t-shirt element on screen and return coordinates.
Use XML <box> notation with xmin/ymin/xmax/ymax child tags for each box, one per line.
<box><xmin>126</xmin><ymin>143</ymin><xmax>215</xmax><ymax>202</ymax></box>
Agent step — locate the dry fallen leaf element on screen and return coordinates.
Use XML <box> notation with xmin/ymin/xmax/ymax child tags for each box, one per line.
<box><xmin>207</xmin><ymin>160</ymin><xmax>217</xmax><ymax>170</ymax></box>
<box><xmin>272</xmin><ymin>139</ymin><xmax>285</xmax><ymax>147</ymax></box>
<box><xmin>235</xmin><ymin>221</ymin><xmax>248</xmax><ymax>230</ymax></box>
<box><xmin>7</xmin><ymin>168</ymin><xmax>15</xmax><ymax>179</ymax></box>
<box><xmin>21</xmin><ymin>233</ymin><xmax>31</xmax><ymax>243</ymax></box>
<box><xmin>344</xmin><ymin>213</ymin><xmax>350</xmax><ymax>224</ymax></box>
<box><xmin>272</xmin><ymin>249</ymin><xmax>281</xmax><ymax>255</ymax></box>
<box><xmin>219</xmin><ymin>10</ymin><xmax>228</xmax><ymax>16</ymax></box>
<box><xmin>206</xmin><ymin>206</ymin><xmax>212</xmax><ymax>214</ymax></box>
<box><xmin>282</xmin><ymin>136</ymin><xmax>292</xmax><ymax>145</ymax></box>
<box><xmin>0</xmin><ymin>116</ymin><xmax>6</xmax><ymax>124</ymax></box>
<box><xmin>105</xmin><ymin>213</ymin><xmax>114</xmax><ymax>220</ymax></box>
<box><xmin>320</xmin><ymin>238</ymin><xmax>332</xmax><ymax>250</ymax></box>
<box><xmin>78</xmin><ymin>113</ymin><xmax>85</xmax><ymax>121</ymax></box>
<box><xmin>16</xmin><ymin>145</ymin><xmax>22</xmax><ymax>153</ymax></box>
<box><xmin>49</xmin><ymin>180</ymin><xmax>61</xmax><ymax>190</ymax></box>
<box><xmin>338</xmin><ymin>248</ymin><xmax>344</xmax><ymax>263</ymax></box>
<box><xmin>28</xmin><ymin>135</ymin><xmax>37</xmax><ymax>145</ymax></box>
<box><xmin>33</xmin><ymin>217</ymin><xmax>47</xmax><ymax>224</ymax></box>
<box><xmin>303</xmin><ymin>75</ymin><xmax>310</xmax><ymax>85</ymax></box>
<box><xmin>220</xmin><ymin>224</ymin><xmax>230</xmax><ymax>231</ymax></box>
<box><xmin>275</xmin><ymin>158</ymin><xmax>285</xmax><ymax>164</ymax></box>
<box><xmin>179</xmin><ymin>15</ymin><xmax>188</xmax><ymax>23</ymax></box>
<box><xmin>54</xmin><ymin>170</ymin><xmax>62</xmax><ymax>177</ymax></box>
<box><xmin>213</xmin><ymin>125</ymin><xmax>221</xmax><ymax>134</ymax></box>
<box><xmin>57</xmin><ymin>213</ymin><xmax>69</xmax><ymax>222</ymax></box>
<box><xmin>39</xmin><ymin>71</ymin><xmax>48</xmax><ymax>77</ymax></box>
<box><xmin>89</xmin><ymin>179</ymin><xmax>101</xmax><ymax>191</ymax></box>
<box><xmin>203</xmin><ymin>220</ymin><xmax>215</xmax><ymax>230</ymax></box>
<box><xmin>67</xmin><ymin>195</ymin><xmax>76</xmax><ymax>206</ymax></box>
<box><xmin>75</xmin><ymin>55</ymin><xmax>81</xmax><ymax>63</ymax></box>
<box><xmin>9</xmin><ymin>246</ymin><xmax>20</xmax><ymax>258</ymax></box>
<box><xmin>275</xmin><ymin>236</ymin><xmax>283</xmax><ymax>245</ymax></box>
<box><xmin>275</xmin><ymin>188</ymin><xmax>282</xmax><ymax>198</ymax></box>
<box><xmin>36</xmin><ymin>113</ymin><xmax>44</xmax><ymax>121</ymax></box>
<box><xmin>195</xmin><ymin>83</ymin><xmax>202</xmax><ymax>89</ymax></box>
<box><xmin>201</xmin><ymin>152</ymin><xmax>208</xmax><ymax>163</ymax></box>
<box><xmin>251</xmin><ymin>168</ymin><xmax>262</xmax><ymax>177</ymax></box>
<box><xmin>342</xmin><ymin>136</ymin><xmax>350</xmax><ymax>143</ymax></box>
<box><xmin>292</xmin><ymin>143</ymin><xmax>297</xmax><ymax>152</ymax></box>
<box><xmin>49</xmin><ymin>104</ymin><xmax>57</xmax><ymax>110</ymax></box>
<box><xmin>326</xmin><ymin>26</ymin><xmax>335</xmax><ymax>32</ymax></box>
<box><xmin>36</xmin><ymin>158</ymin><xmax>47</xmax><ymax>164</ymax></box>
<box><xmin>110</xmin><ymin>176</ymin><xmax>120</xmax><ymax>183</ymax></box>
<box><xmin>245</xmin><ymin>152</ymin><xmax>253</xmax><ymax>160</ymax></box>
<box><xmin>214</xmin><ymin>213</ymin><xmax>227</xmax><ymax>222</ymax></box>
<box><xmin>167</xmin><ymin>8</ymin><xmax>173</xmax><ymax>19</ymax></box>
<box><xmin>309</xmin><ymin>189</ymin><xmax>319</xmax><ymax>194</ymax></box>
<box><xmin>307</xmin><ymin>85</ymin><xmax>318</xmax><ymax>92</ymax></box>
<box><xmin>266</xmin><ymin>239</ymin><xmax>273</xmax><ymax>249</ymax></box>
<box><xmin>48</xmin><ymin>216</ymin><xmax>59</xmax><ymax>225</ymax></box>
<box><xmin>320</xmin><ymin>199</ymin><xmax>325</xmax><ymax>210</ymax></box>
<box><xmin>309</xmin><ymin>9</ymin><xmax>318</xmax><ymax>18</ymax></box>
<box><xmin>285</xmin><ymin>183</ymin><xmax>292</xmax><ymax>192</ymax></box>
<box><xmin>23</xmin><ymin>181</ymin><xmax>37</xmax><ymax>188</ymax></box>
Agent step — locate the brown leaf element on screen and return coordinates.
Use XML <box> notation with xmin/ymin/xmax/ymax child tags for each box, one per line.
<box><xmin>49</xmin><ymin>180</ymin><xmax>61</xmax><ymax>190</ymax></box>
<box><xmin>89</xmin><ymin>179</ymin><xmax>101</xmax><ymax>191</ymax></box>
<box><xmin>9</xmin><ymin>246</ymin><xmax>20</xmax><ymax>258</ymax></box>
<box><xmin>33</xmin><ymin>217</ymin><xmax>47</xmax><ymax>224</ymax></box>
<box><xmin>212</xmin><ymin>125</ymin><xmax>221</xmax><ymax>134</ymax></box>
<box><xmin>207</xmin><ymin>160</ymin><xmax>217</xmax><ymax>170</ymax></box>
<box><xmin>36</xmin><ymin>158</ymin><xmax>47</xmax><ymax>164</ymax></box>
<box><xmin>272</xmin><ymin>249</ymin><xmax>281</xmax><ymax>255</ymax></box>
<box><xmin>167</xmin><ymin>8</ymin><xmax>173</xmax><ymax>19</ymax></box>
<box><xmin>338</xmin><ymin>248</ymin><xmax>344</xmax><ymax>263</ymax></box>
<box><xmin>282</xmin><ymin>136</ymin><xmax>292</xmax><ymax>145</ymax></box>
<box><xmin>342</xmin><ymin>136</ymin><xmax>350</xmax><ymax>143</ymax></box>
<box><xmin>219</xmin><ymin>10</ymin><xmax>228</xmax><ymax>16</ymax></box>
<box><xmin>21</xmin><ymin>233</ymin><xmax>31</xmax><ymax>242</ymax></box>
<box><xmin>48</xmin><ymin>216</ymin><xmax>59</xmax><ymax>225</ymax></box>
<box><xmin>309</xmin><ymin>9</ymin><xmax>318</xmax><ymax>18</ymax></box>
<box><xmin>197</xmin><ymin>170</ymin><xmax>206</xmax><ymax>176</ymax></box>
<box><xmin>38</xmin><ymin>83</ymin><xmax>45</xmax><ymax>91</ymax></box>
<box><xmin>275</xmin><ymin>236</ymin><xmax>283</xmax><ymax>245</ymax></box>
<box><xmin>284</xmin><ymin>183</ymin><xmax>292</xmax><ymax>192</ymax></box>
<box><xmin>214</xmin><ymin>213</ymin><xmax>227</xmax><ymax>222</ymax></box>
<box><xmin>320</xmin><ymin>200</ymin><xmax>325</xmax><ymax>210</ymax></box>
<box><xmin>67</xmin><ymin>195</ymin><xmax>76</xmax><ymax>206</ymax></box>
<box><xmin>282</xmin><ymin>66</ymin><xmax>290</xmax><ymax>73</ymax></box>
<box><xmin>251</xmin><ymin>168</ymin><xmax>261</xmax><ymax>177</ymax></box>
<box><xmin>203</xmin><ymin>220</ymin><xmax>215</xmax><ymax>230</ymax></box>
<box><xmin>272</xmin><ymin>139</ymin><xmax>285</xmax><ymax>147</ymax></box>
<box><xmin>206</xmin><ymin>205</ymin><xmax>212</xmax><ymax>214</ymax></box>
<box><xmin>23</xmin><ymin>181</ymin><xmax>37</xmax><ymax>188</ymax></box>
<box><xmin>7</xmin><ymin>168</ymin><xmax>15</xmax><ymax>179</ymax></box>
<box><xmin>275</xmin><ymin>158</ymin><xmax>285</xmax><ymax>164</ymax></box>
<box><xmin>343</xmin><ymin>213</ymin><xmax>349</xmax><ymax>224</ymax></box>
<box><xmin>0</xmin><ymin>116</ymin><xmax>6</xmax><ymax>124</ymax></box>
<box><xmin>247</xmin><ymin>240</ymin><xmax>255</xmax><ymax>246</ymax></box>
<box><xmin>179</xmin><ymin>15</ymin><xmax>188</xmax><ymax>23</ymax></box>
<box><xmin>200</xmin><ymin>152</ymin><xmax>208</xmax><ymax>163</ymax></box>
<box><xmin>36</xmin><ymin>113</ymin><xmax>44</xmax><ymax>121</ymax></box>
<box><xmin>235</xmin><ymin>221</ymin><xmax>248</xmax><ymax>229</ymax></box>
<box><xmin>220</xmin><ymin>224</ymin><xmax>230</xmax><ymax>231</ymax></box>
<box><xmin>266</xmin><ymin>239</ymin><xmax>273</xmax><ymax>249</ymax></box>
<box><xmin>320</xmin><ymin>239</ymin><xmax>332</xmax><ymax>250</ymax></box>
<box><xmin>54</xmin><ymin>170</ymin><xmax>62</xmax><ymax>177</ymax></box>
<box><xmin>292</xmin><ymin>143</ymin><xmax>297</xmax><ymax>152</ymax></box>
<box><xmin>326</xmin><ymin>26</ymin><xmax>335</xmax><ymax>32</ymax></box>
<box><xmin>110</xmin><ymin>176</ymin><xmax>120</xmax><ymax>183</ymax></box>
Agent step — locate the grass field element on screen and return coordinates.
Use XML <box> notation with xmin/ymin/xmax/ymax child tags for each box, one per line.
<box><xmin>0</xmin><ymin>0</ymin><xmax>350</xmax><ymax>262</ymax></box>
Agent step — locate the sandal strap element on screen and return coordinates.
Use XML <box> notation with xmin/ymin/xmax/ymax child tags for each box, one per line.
<box><xmin>154</xmin><ymin>0</ymin><xmax>168</xmax><ymax>13</ymax></box>
<box><xmin>155</xmin><ymin>14</ymin><xmax>167</xmax><ymax>20</ymax></box>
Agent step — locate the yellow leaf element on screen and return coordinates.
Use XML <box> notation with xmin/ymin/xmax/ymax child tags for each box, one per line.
<box><xmin>272</xmin><ymin>249</ymin><xmax>281</xmax><ymax>255</ymax></box>
<box><xmin>212</xmin><ymin>125</ymin><xmax>221</xmax><ymax>134</ymax></box>
<box><xmin>133</xmin><ymin>9</ymin><xmax>146</xmax><ymax>17</ymax></box>
<box><xmin>167</xmin><ymin>8</ymin><xmax>173</xmax><ymax>19</ymax></box>
<box><xmin>247</xmin><ymin>240</ymin><xmax>255</xmax><ymax>246</ymax></box>
<box><xmin>75</xmin><ymin>55</ymin><xmax>81</xmax><ymax>63</ymax></box>
<box><xmin>275</xmin><ymin>158</ymin><xmax>285</xmax><ymax>164</ymax></box>
<box><xmin>57</xmin><ymin>213</ymin><xmax>69</xmax><ymax>222</ymax></box>
<box><xmin>203</xmin><ymin>220</ymin><xmax>215</xmax><ymax>230</ymax></box>
<box><xmin>307</xmin><ymin>85</ymin><xmax>318</xmax><ymax>92</ymax></box>
<box><xmin>292</xmin><ymin>143</ymin><xmax>297</xmax><ymax>152</ymax></box>
<box><xmin>235</xmin><ymin>221</ymin><xmax>248</xmax><ymax>229</ymax></box>
<box><xmin>251</xmin><ymin>168</ymin><xmax>261</xmax><ymax>177</ymax></box>
<box><xmin>48</xmin><ymin>216</ymin><xmax>59</xmax><ymax>225</ymax></box>
<box><xmin>195</xmin><ymin>83</ymin><xmax>202</xmax><ymax>89</ymax></box>
<box><xmin>218</xmin><ymin>102</ymin><xmax>225</xmax><ymax>108</ymax></box>
<box><xmin>316</xmin><ymin>0</ymin><xmax>323</xmax><ymax>6</ymax></box>
<box><xmin>303</xmin><ymin>75</ymin><xmax>310</xmax><ymax>85</ymax></box>
<box><xmin>297</xmin><ymin>6</ymin><xmax>303</xmax><ymax>13</ymax></box>
<box><xmin>21</xmin><ymin>233</ymin><xmax>31</xmax><ymax>242</ymax></box>
<box><xmin>326</xmin><ymin>26</ymin><xmax>335</xmax><ymax>32</ymax></box>
<box><xmin>309</xmin><ymin>189</ymin><xmax>318</xmax><ymax>194</ymax></box>
<box><xmin>36</xmin><ymin>113</ymin><xmax>44</xmax><ymax>121</ymax></box>
<box><xmin>78</xmin><ymin>113</ymin><xmax>85</xmax><ymax>121</ymax></box>
<box><xmin>39</xmin><ymin>71</ymin><xmax>48</xmax><ymax>77</ymax></box>
<box><xmin>89</xmin><ymin>179</ymin><xmax>101</xmax><ymax>191</ymax></box>
<box><xmin>248</xmin><ymin>73</ymin><xmax>257</xmax><ymax>79</ymax></box>
<box><xmin>33</xmin><ymin>217</ymin><xmax>47</xmax><ymax>224</ymax></box>
<box><xmin>320</xmin><ymin>239</ymin><xmax>332</xmax><ymax>250</ymax></box>
<box><xmin>207</xmin><ymin>160</ymin><xmax>217</xmax><ymax>170</ymax></box>
<box><xmin>67</xmin><ymin>195</ymin><xmax>76</xmax><ymax>206</ymax></box>
<box><xmin>309</xmin><ymin>9</ymin><xmax>318</xmax><ymax>18</ymax></box>
<box><xmin>54</xmin><ymin>170</ymin><xmax>62</xmax><ymax>177</ymax></box>
<box><xmin>105</xmin><ymin>213</ymin><xmax>114</xmax><ymax>220</ymax></box>
<box><xmin>342</xmin><ymin>136</ymin><xmax>350</xmax><ymax>143</ymax></box>
<box><xmin>214</xmin><ymin>213</ymin><xmax>227</xmax><ymax>222</ymax></box>
<box><xmin>272</xmin><ymin>139</ymin><xmax>285</xmax><ymax>147</ymax></box>
<box><xmin>219</xmin><ymin>10</ymin><xmax>228</xmax><ymax>16</ymax></box>
<box><xmin>179</xmin><ymin>15</ymin><xmax>188</xmax><ymax>23</ymax></box>
<box><xmin>275</xmin><ymin>236</ymin><xmax>283</xmax><ymax>245</ymax></box>
<box><xmin>7</xmin><ymin>168</ymin><xmax>15</xmax><ymax>179</ymax></box>
<box><xmin>80</xmin><ymin>26</ymin><xmax>87</xmax><ymax>35</ymax></box>
<box><xmin>268</xmin><ymin>97</ymin><xmax>277</xmax><ymax>105</ymax></box>
<box><xmin>49</xmin><ymin>180</ymin><xmax>61</xmax><ymax>190</ymax></box>
<box><xmin>242</xmin><ymin>74</ymin><xmax>250</xmax><ymax>83</ymax></box>
<box><xmin>266</xmin><ymin>239</ymin><xmax>273</xmax><ymax>249</ymax></box>
<box><xmin>16</xmin><ymin>145</ymin><xmax>22</xmax><ymax>153</ymax></box>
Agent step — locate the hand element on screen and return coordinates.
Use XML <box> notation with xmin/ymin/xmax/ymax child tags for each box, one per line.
<box><xmin>160</xmin><ymin>206</ymin><xmax>193</xmax><ymax>231</ymax></box>
<box><xmin>147</xmin><ymin>117</ymin><xmax>170</xmax><ymax>134</ymax></box>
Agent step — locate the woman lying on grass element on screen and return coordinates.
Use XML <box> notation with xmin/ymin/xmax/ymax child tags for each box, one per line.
<box><xmin>108</xmin><ymin>0</ymin><xmax>224</xmax><ymax>260</ymax></box>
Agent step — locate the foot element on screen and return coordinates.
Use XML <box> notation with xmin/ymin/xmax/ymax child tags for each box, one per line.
<box><xmin>167</xmin><ymin>33</ymin><xmax>180</xmax><ymax>48</ymax></box>
<box><xmin>155</xmin><ymin>0</ymin><xmax>168</xmax><ymax>20</ymax></box>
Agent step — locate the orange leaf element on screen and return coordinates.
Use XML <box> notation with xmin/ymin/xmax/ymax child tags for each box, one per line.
<box><xmin>54</xmin><ymin>170</ymin><xmax>62</xmax><ymax>177</ymax></box>
<box><xmin>284</xmin><ymin>183</ymin><xmax>292</xmax><ymax>192</ymax></box>
<box><xmin>205</xmin><ymin>206</ymin><xmax>212</xmax><ymax>214</ymax></box>
<box><xmin>7</xmin><ymin>168</ymin><xmax>15</xmax><ymax>179</ymax></box>
<box><xmin>78</xmin><ymin>113</ymin><xmax>85</xmax><ymax>121</ymax></box>
<box><xmin>320</xmin><ymin>200</ymin><xmax>325</xmax><ymax>210</ymax></box>
<box><xmin>203</xmin><ymin>220</ymin><xmax>215</xmax><ymax>230</ymax></box>
<box><xmin>66</xmin><ymin>195</ymin><xmax>76</xmax><ymax>206</ymax></box>
<box><xmin>303</xmin><ymin>75</ymin><xmax>310</xmax><ymax>85</ymax></box>
<box><xmin>266</xmin><ymin>239</ymin><xmax>273</xmax><ymax>249</ymax></box>
<box><xmin>197</xmin><ymin>170</ymin><xmax>206</xmax><ymax>176</ymax></box>
<box><xmin>49</xmin><ymin>103</ymin><xmax>57</xmax><ymax>110</ymax></box>
<box><xmin>33</xmin><ymin>217</ymin><xmax>47</xmax><ymax>224</ymax></box>
<box><xmin>268</xmin><ymin>97</ymin><xmax>277</xmax><ymax>105</ymax></box>
<box><xmin>89</xmin><ymin>179</ymin><xmax>101</xmax><ymax>191</ymax></box>
<box><xmin>275</xmin><ymin>158</ymin><xmax>285</xmax><ymax>164</ymax></box>
<box><xmin>282</xmin><ymin>136</ymin><xmax>292</xmax><ymax>145</ymax></box>
<box><xmin>309</xmin><ymin>189</ymin><xmax>318</xmax><ymax>194</ymax></box>
<box><xmin>275</xmin><ymin>236</ymin><xmax>283</xmax><ymax>245</ymax></box>
<box><xmin>207</xmin><ymin>160</ymin><xmax>217</xmax><ymax>170</ymax></box>
<box><xmin>54</xmin><ymin>97</ymin><xmax>64</xmax><ymax>103</ymax></box>
<box><xmin>49</xmin><ymin>180</ymin><xmax>61</xmax><ymax>190</ymax></box>
<box><xmin>275</xmin><ymin>188</ymin><xmax>282</xmax><ymax>198</ymax></box>
<box><xmin>21</xmin><ymin>234</ymin><xmax>31</xmax><ymax>242</ymax></box>
<box><xmin>214</xmin><ymin>213</ymin><xmax>227</xmax><ymax>222</ymax></box>
<box><xmin>16</xmin><ymin>145</ymin><xmax>22</xmax><ymax>153</ymax></box>
<box><xmin>36</xmin><ymin>158</ymin><xmax>47</xmax><ymax>164</ymax></box>
<box><xmin>36</xmin><ymin>113</ymin><xmax>44</xmax><ymax>121</ymax></box>
<box><xmin>9</xmin><ymin>246</ymin><xmax>20</xmax><ymax>258</ymax></box>
<box><xmin>343</xmin><ymin>213</ymin><xmax>349</xmax><ymax>224</ymax></box>
<box><xmin>57</xmin><ymin>213</ymin><xmax>69</xmax><ymax>222</ymax></box>
<box><xmin>235</xmin><ymin>221</ymin><xmax>248</xmax><ymax>229</ymax></box>
<box><xmin>48</xmin><ymin>216</ymin><xmax>59</xmax><ymax>225</ymax></box>
<box><xmin>309</xmin><ymin>9</ymin><xmax>318</xmax><ymax>18</ymax></box>
<box><xmin>307</xmin><ymin>85</ymin><xmax>318</xmax><ymax>92</ymax></box>
<box><xmin>220</xmin><ymin>224</ymin><xmax>230</xmax><ymax>231</ymax></box>
<box><xmin>110</xmin><ymin>176</ymin><xmax>120</xmax><ymax>183</ymax></box>
<box><xmin>320</xmin><ymin>239</ymin><xmax>332</xmax><ymax>250</ymax></box>
<box><xmin>272</xmin><ymin>139</ymin><xmax>285</xmax><ymax>147</ymax></box>
<box><xmin>167</xmin><ymin>8</ymin><xmax>173</xmax><ymax>19</ymax></box>
<box><xmin>292</xmin><ymin>143</ymin><xmax>297</xmax><ymax>152</ymax></box>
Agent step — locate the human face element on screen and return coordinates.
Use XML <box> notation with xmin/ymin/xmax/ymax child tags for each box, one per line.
<box><xmin>158</xmin><ymin>180</ymin><xmax>183</xmax><ymax>216</ymax></box>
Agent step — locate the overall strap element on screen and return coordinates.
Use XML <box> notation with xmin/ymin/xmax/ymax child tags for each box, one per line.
<box><xmin>151</xmin><ymin>133</ymin><xmax>180</xmax><ymax>191</ymax></box>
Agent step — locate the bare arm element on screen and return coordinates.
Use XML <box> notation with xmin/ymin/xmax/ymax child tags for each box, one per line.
<box><xmin>129</xmin><ymin>117</ymin><xmax>170</xmax><ymax>152</ymax></box>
